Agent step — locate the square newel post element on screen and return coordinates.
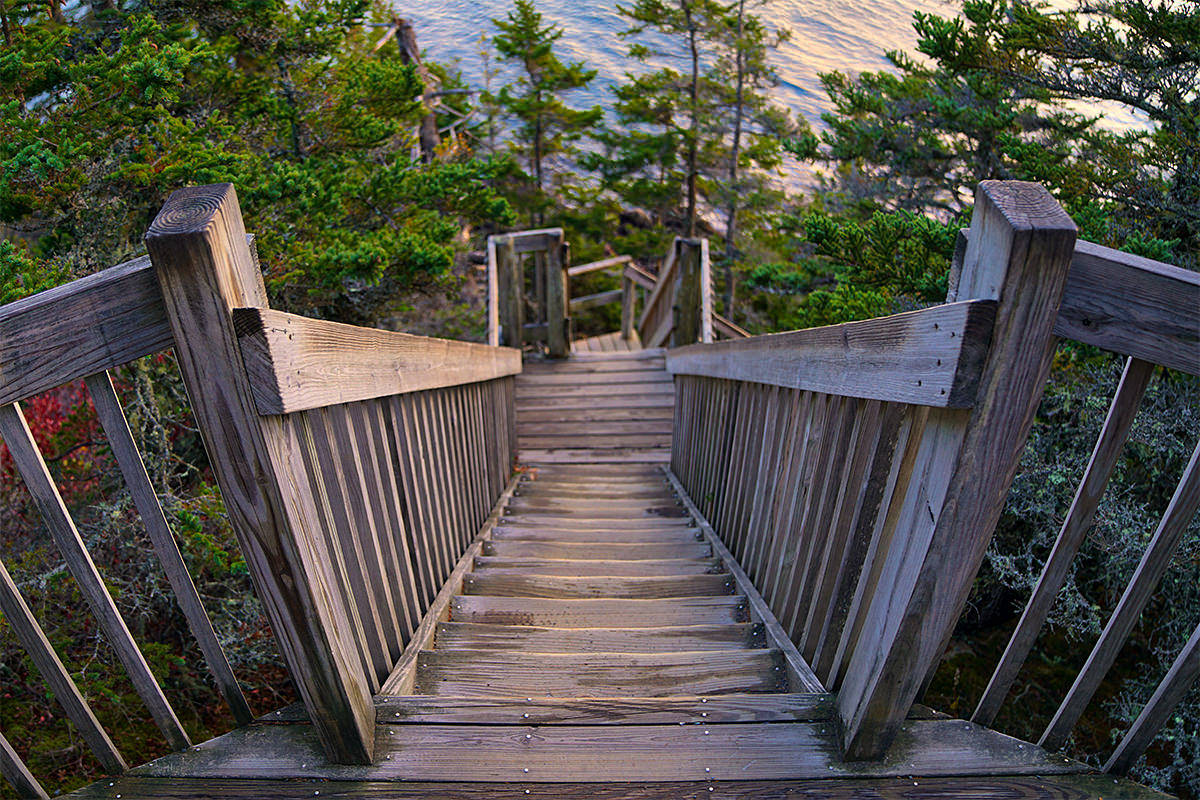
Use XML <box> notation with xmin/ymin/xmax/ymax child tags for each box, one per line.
<box><xmin>146</xmin><ymin>184</ymin><xmax>376</xmax><ymax>765</ymax></box>
<box><xmin>836</xmin><ymin>181</ymin><xmax>1077</xmax><ymax>760</ymax></box>
<box><xmin>673</xmin><ymin>238</ymin><xmax>712</xmax><ymax>346</ymax></box>
<box><xmin>545</xmin><ymin>233</ymin><xmax>570</xmax><ymax>358</ymax></box>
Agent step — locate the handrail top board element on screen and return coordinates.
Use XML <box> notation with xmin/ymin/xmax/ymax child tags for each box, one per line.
<box><xmin>668</xmin><ymin>299</ymin><xmax>995</xmax><ymax>408</ymax></box>
<box><xmin>234</xmin><ymin>307</ymin><xmax>522</xmax><ymax>415</ymax></box>
<box><xmin>489</xmin><ymin>228</ymin><xmax>564</xmax><ymax>254</ymax></box>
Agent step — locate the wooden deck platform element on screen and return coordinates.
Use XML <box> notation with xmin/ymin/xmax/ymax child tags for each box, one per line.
<box><xmin>67</xmin><ymin>463</ymin><xmax>1163</xmax><ymax>799</ymax></box>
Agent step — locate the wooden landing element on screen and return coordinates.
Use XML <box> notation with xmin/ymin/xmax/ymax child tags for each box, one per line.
<box><xmin>573</xmin><ymin>331</ymin><xmax>640</xmax><ymax>353</ymax></box>
<box><xmin>517</xmin><ymin>350</ymin><xmax>673</xmax><ymax>463</ymax></box>
<box><xmin>68</xmin><ymin>463</ymin><xmax>1168</xmax><ymax>799</ymax></box>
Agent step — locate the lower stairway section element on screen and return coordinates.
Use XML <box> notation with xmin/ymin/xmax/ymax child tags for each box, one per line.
<box><xmin>72</xmin><ymin>463</ymin><xmax>1138</xmax><ymax>798</ymax></box>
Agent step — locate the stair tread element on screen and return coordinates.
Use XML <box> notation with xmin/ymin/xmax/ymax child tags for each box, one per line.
<box><xmin>449</xmin><ymin>595</ymin><xmax>748</xmax><ymax>627</ymax></box>
<box><xmin>484</xmin><ymin>541</ymin><xmax>712</xmax><ymax>560</ymax></box>
<box><xmin>472</xmin><ymin>556</ymin><xmax>722</xmax><ymax>576</ymax></box>
<box><xmin>435</xmin><ymin>622</ymin><xmax>763</xmax><ymax>653</ymax></box>
<box><xmin>461</xmin><ymin>572</ymin><xmax>734</xmax><ymax>599</ymax></box>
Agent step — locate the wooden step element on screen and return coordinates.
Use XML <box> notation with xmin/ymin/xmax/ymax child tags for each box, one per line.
<box><xmin>520</xmin><ymin>448</ymin><xmax>672</xmax><ymax>464</ymax></box>
<box><xmin>491</xmin><ymin>527</ymin><xmax>701</xmax><ymax>544</ymax></box>
<box><xmin>516</xmin><ymin>371</ymin><xmax>670</xmax><ymax>386</ymax></box>
<box><xmin>375</xmin><ymin>692</ymin><xmax>830</xmax><ymax>724</ymax></box>
<box><xmin>461</xmin><ymin>572</ymin><xmax>734</xmax><ymax>599</ymax></box>
<box><xmin>513</xmin><ymin>486</ymin><xmax>675</xmax><ymax>500</ymax></box>
<box><xmin>434</xmin><ymin>622</ymin><xmax>764</xmax><ymax>653</ymax></box>
<box><xmin>515</xmin><ymin>421</ymin><xmax>674</xmax><ymax>436</ymax></box>
<box><xmin>519</xmin><ymin>434</ymin><xmax>672</xmax><ymax>450</ymax></box>
<box><xmin>504</xmin><ymin>500</ymin><xmax>685</xmax><ymax>516</ymax></box>
<box><xmin>471</xmin><ymin>556</ymin><xmax>722</xmax><ymax>577</ymax></box>
<box><xmin>483</xmin><ymin>540</ymin><xmax>712</xmax><ymax>560</ymax></box>
<box><xmin>448</xmin><ymin>596</ymin><xmax>748</xmax><ymax>627</ymax></box>
<box><xmin>517</xmin><ymin>407</ymin><xmax>675</xmax><ymax>423</ymax></box>
<box><xmin>413</xmin><ymin>650</ymin><xmax>786</xmax><ymax>697</ymax></box>
<box><xmin>517</xmin><ymin>384</ymin><xmax>674</xmax><ymax>399</ymax></box>
<box><xmin>499</xmin><ymin>513</ymin><xmax>692</xmax><ymax>526</ymax></box>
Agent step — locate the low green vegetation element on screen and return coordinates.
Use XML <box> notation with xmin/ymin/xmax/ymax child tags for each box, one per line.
<box><xmin>1</xmin><ymin>0</ymin><xmax>1196</xmax><ymax>796</ymax></box>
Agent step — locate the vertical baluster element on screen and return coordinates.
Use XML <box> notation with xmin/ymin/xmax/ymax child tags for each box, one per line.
<box><xmin>0</xmin><ymin>733</ymin><xmax>48</xmax><ymax>800</ymax></box>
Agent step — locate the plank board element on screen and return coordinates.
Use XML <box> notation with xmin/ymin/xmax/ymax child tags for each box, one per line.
<box><xmin>413</xmin><ymin>649</ymin><xmax>785</xmax><ymax>696</ymax></box>
<box><xmin>448</xmin><ymin>596</ymin><xmax>748</xmax><ymax>627</ymax></box>
<box><xmin>483</xmin><ymin>541</ymin><xmax>712</xmax><ymax>560</ymax></box>
<box><xmin>461</xmin><ymin>573</ymin><xmax>734</xmax><ymax>599</ymax></box>
<box><xmin>433</xmin><ymin>622</ymin><xmax>762</xmax><ymax>652</ymax></box>
<box><xmin>128</xmin><ymin>719</ymin><xmax>1086</xmax><ymax>782</ymax></box>
<box><xmin>471</xmin><ymin>556</ymin><xmax>722</xmax><ymax>576</ymax></box>
<box><xmin>490</xmin><ymin>528</ymin><xmax>701</xmax><ymax>543</ymax></box>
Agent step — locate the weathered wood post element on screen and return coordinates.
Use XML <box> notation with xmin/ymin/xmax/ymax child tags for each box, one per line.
<box><xmin>146</xmin><ymin>184</ymin><xmax>375</xmax><ymax>765</ymax></box>
<box><xmin>496</xmin><ymin>236</ymin><xmax>523</xmax><ymax>349</ymax></box>
<box><xmin>674</xmin><ymin>238</ymin><xmax>711</xmax><ymax>346</ymax></box>
<box><xmin>486</xmin><ymin>236</ymin><xmax>500</xmax><ymax>346</ymax></box>
<box><xmin>621</xmin><ymin>273</ymin><xmax>636</xmax><ymax>342</ymax></box>
<box><xmin>546</xmin><ymin>233</ymin><xmax>569</xmax><ymax>358</ymax></box>
<box><xmin>836</xmin><ymin>181</ymin><xmax>1077</xmax><ymax>760</ymax></box>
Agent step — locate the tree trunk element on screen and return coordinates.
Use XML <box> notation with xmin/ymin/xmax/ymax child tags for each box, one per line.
<box><xmin>723</xmin><ymin>0</ymin><xmax>746</xmax><ymax>317</ymax></box>
<box><xmin>683</xmin><ymin>0</ymin><xmax>699</xmax><ymax>237</ymax></box>
<box><xmin>397</xmin><ymin>18</ymin><xmax>439</xmax><ymax>163</ymax></box>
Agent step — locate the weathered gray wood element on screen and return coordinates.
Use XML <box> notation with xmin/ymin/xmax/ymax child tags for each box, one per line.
<box><xmin>471</xmin><ymin>556</ymin><xmax>720</xmax><ymax>576</ymax></box>
<box><xmin>1040</xmin><ymin>436</ymin><xmax>1200</xmax><ymax>751</ymax></box>
<box><xmin>84</xmin><ymin>370</ymin><xmax>253</xmax><ymax>726</ymax></box>
<box><xmin>664</xmin><ymin>466</ymin><xmax>824</xmax><ymax>693</ymax></box>
<box><xmin>838</xmin><ymin>181</ymin><xmax>1078</xmax><ymax>759</ymax></box>
<box><xmin>128</xmin><ymin>718</ymin><xmax>1085</xmax><ymax>782</ymax></box>
<box><xmin>484</xmin><ymin>540</ymin><xmax>710</xmax><ymax>560</ymax></box>
<box><xmin>146</xmin><ymin>183</ymin><xmax>374</xmax><ymax>764</ymax></box>
<box><xmin>567</xmin><ymin>255</ymin><xmax>633</xmax><ymax>278</ymax></box>
<box><xmin>621</xmin><ymin>275</ymin><xmax>637</xmax><ymax>341</ymax></box>
<box><xmin>379</xmin><ymin>472</ymin><xmax>521</xmax><ymax>695</ymax></box>
<box><xmin>638</xmin><ymin>239</ymin><xmax>678</xmax><ymax>335</ymax></box>
<box><xmin>434</xmin><ymin>621</ymin><xmax>761</xmax><ymax>652</ymax></box>
<box><xmin>712</xmin><ymin>312</ymin><xmax>749</xmax><ymax>339</ymax></box>
<box><xmin>461</xmin><ymin>573</ymin><xmax>732</xmax><ymax>599</ymax></box>
<box><xmin>1054</xmin><ymin>239</ymin><xmax>1199</xmax><ymax>375</ymax></box>
<box><xmin>545</xmin><ymin>237</ymin><xmax>570</xmax><ymax>359</ymax></box>
<box><xmin>62</xmin><ymin>773</ymin><xmax>1173</xmax><ymax>800</ymax></box>
<box><xmin>413</xmin><ymin>649</ymin><xmax>785</xmax><ymax>697</ymax></box>
<box><xmin>490</xmin><ymin>528</ymin><xmax>698</xmax><ymax>544</ymax></box>
<box><xmin>1105</xmin><ymin>619</ymin><xmax>1200</xmax><ymax>774</ymax></box>
<box><xmin>0</xmin><ymin>558</ymin><xmax>127</xmax><ymax>773</ymax></box>
<box><xmin>449</xmin><ymin>596</ymin><xmax>747</xmax><ymax>627</ymax></box>
<box><xmin>500</xmin><ymin>228</ymin><xmax>563</xmax><ymax>254</ymax></box>
<box><xmin>569</xmin><ymin>289</ymin><xmax>624</xmax><ymax>312</ymax></box>
<box><xmin>0</xmin><ymin>732</ymin><xmax>48</xmax><ymax>800</ymax></box>
<box><xmin>668</xmin><ymin>300</ymin><xmax>995</xmax><ymax>408</ymax></box>
<box><xmin>972</xmin><ymin>357</ymin><xmax>1155</xmax><ymax>727</ymax></box>
<box><xmin>375</xmin><ymin>692</ymin><xmax>828</xmax><ymax>724</ymax></box>
<box><xmin>486</xmin><ymin>236</ymin><xmax>500</xmax><ymax>346</ymax></box>
<box><xmin>498</xmin><ymin>236</ymin><xmax>522</xmax><ymax>348</ymax></box>
<box><xmin>674</xmin><ymin>238</ymin><xmax>703</xmax><ymax>347</ymax></box>
<box><xmin>0</xmin><ymin>255</ymin><xmax>169</xmax><ymax>406</ymax></box>
<box><xmin>0</xmin><ymin>402</ymin><xmax>191</xmax><ymax>752</ymax></box>
<box><xmin>233</xmin><ymin>307</ymin><xmax>521</xmax><ymax>415</ymax></box>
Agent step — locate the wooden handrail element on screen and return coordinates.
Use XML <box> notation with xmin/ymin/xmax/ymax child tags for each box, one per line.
<box><xmin>567</xmin><ymin>254</ymin><xmax>632</xmax><ymax>278</ymax></box>
<box><xmin>667</xmin><ymin>300</ymin><xmax>995</xmax><ymax>408</ymax></box>
<box><xmin>234</xmin><ymin>308</ymin><xmax>521</xmax><ymax>415</ymax></box>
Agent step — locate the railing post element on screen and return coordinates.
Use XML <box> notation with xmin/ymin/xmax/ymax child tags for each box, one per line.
<box><xmin>486</xmin><ymin>236</ymin><xmax>500</xmax><ymax>347</ymax></box>
<box><xmin>497</xmin><ymin>236</ymin><xmax>522</xmax><ymax>349</ymax></box>
<box><xmin>673</xmin><ymin>238</ymin><xmax>702</xmax><ymax>347</ymax></box>
<box><xmin>621</xmin><ymin>273</ymin><xmax>636</xmax><ymax>342</ymax></box>
<box><xmin>546</xmin><ymin>233</ymin><xmax>569</xmax><ymax>358</ymax></box>
<box><xmin>145</xmin><ymin>184</ymin><xmax>375</xmax><ymax>765</ymax></box>
<box><xmin>836</xmin><ymin>181</ymin><xmax>1076</xmax><ymax>759</ymax></box>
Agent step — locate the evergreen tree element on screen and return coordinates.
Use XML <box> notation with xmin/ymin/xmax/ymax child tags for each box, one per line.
<box><xmin>0</xmin><ymin>0</ymin><xmax>513</xmax><ymax>323</ymax></box>
<box><xmin>490</xmin><ymin>0</ymin><xmax>602</xmax><ymax>224</ymax></box>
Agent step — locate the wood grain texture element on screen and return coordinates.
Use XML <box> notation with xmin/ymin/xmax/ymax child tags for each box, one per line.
<box><xmin>433</xmin><ymin>621</ymin><xmax>762</xmax><ymax>652</ymax></box>
<box><xmin>838</xmin><ymin>181</ymin><xmax>1078</xmax><ymax>759</ymax></box>
<box><xmin>462</xmin><ymin>573</ymin><xmax>733</xmax><ymax>598</ymax></box>
<box><xmin>146</xmin><ymin>183</ymin><xmax>374</xmax><ymax>764</ymax></box>
<box><xmin>64</xmin><ymin>774</ymin><xmax>1172</xmax><ymax>800</ymax></box>
<box><xmin>567</xmin><ymin>255</ymin><xmax>634</xmax><ymax>278</ymax></box>
<box><xmin>374</xmin><ymin>692</ymin><xmax>829</xmax><ymax>724</ymax></box>
<box><xmin>233</xmin><ymin>307</ymin><xmax>520</xmax><ymax>415</ymax></box>
<box><xmin>127</xmin><ymin>719</ymin><xmax>1084</xmax><ymax>782</ymax></box>
<box><xmin>413</xmin><ymin>649</ymin><xmax>786</xmax><ymax>697</ymax></box>
<box><xmin>0</xmin><ymin>402</ymin><xmax>191</xmax><ymax>752</ymax></box>
<box><xmin>667</xmin><ymin>300</ymin><xmax>995</xmax><ymax>408</ymax></box>
<box><xmin>0</xmin><ymin>254</ymin><xmax>169</xmax><ymax>406</ymax></box>
<box><xmin>448</xmin><ymin>595</ymin><xmax>747</xmax><ymax>627</ymax></box>
<box><xmin>1054</xmin><ymin>239</ymin><xmax>1199</xmax><ymax>375</ymax></box>
<box><xmin>972</xmin><ymin>357</ymin><xmax>1155</xmax><ymax>727</ymax></box>
<box><xmin>471</xmin><ymin>556</ymin><xmax>721</xmax><ymax>576</ymax></box>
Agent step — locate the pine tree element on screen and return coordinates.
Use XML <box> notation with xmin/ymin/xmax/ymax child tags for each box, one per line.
<box><xmin>490</xmin><ymin>0</ymin><xmax>602</xmax><ymax>224</ymax></box>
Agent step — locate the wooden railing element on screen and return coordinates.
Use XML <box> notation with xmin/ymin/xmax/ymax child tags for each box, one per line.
<box><xmin>486</xmin><ymin>228</ymin><xmax>745</xmax><ymax>354</ymax></box>
<box><xmin>666</xmin><ymin>180</ymin><xmax>1200</xmax><ymax>763</ymax></box>
<box><xmin>0</xmin><ymin>183</ymin><xmax>520</xmax><ymax>789</ymax></box>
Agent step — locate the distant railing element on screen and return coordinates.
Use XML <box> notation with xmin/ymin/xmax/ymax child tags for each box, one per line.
<box><xmin>666</xmin><ymin>180</ymin><xmax>1200</xmax><ymax>764</ymax></box>
<box><xmin>0</xmin><ymin>183</ymin><xmax>521</xmax><ymax>791</ymax></box>
<box><xmin>486</xmin><ymin>229</ymin><xmax>743</xmax><ymax>355</ymax></box>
